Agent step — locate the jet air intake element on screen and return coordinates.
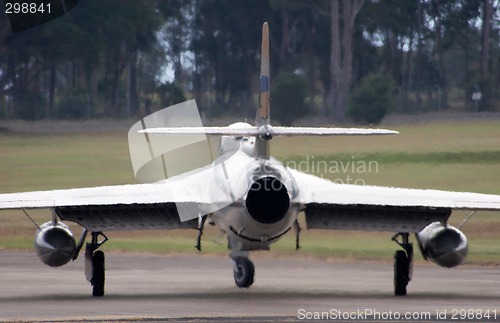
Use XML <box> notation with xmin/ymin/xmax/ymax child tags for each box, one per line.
<box><xmin>246</xmin><ymin>176</ymin><xmax>289</xmax><ymax>224</ymax></box>
<box><xmin>417</xmin><ymin>222</ymin><xmax>468</xmax><ymax>268</ymax></box>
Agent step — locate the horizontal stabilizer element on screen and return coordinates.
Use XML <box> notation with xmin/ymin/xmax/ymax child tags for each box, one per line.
<box><xmin>140</xmin><ymin>126</ymin><xmax>398</xmax><ymax>136</ymax></box>
<box><xmin>140</xmin><ymin>127</ymin><xmax>260</xmax><ymax>136</ymax></box>
<box><xmin>272</xmin><ymin>127</ymin><xmax>398</xmax><ymax>136</ymax></box>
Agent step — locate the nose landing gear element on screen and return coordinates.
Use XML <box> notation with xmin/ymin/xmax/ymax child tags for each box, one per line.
<box><xmin>233</xmin><ymin>256</ymin><xmax>255</xmax><ymax>288</ymax></box>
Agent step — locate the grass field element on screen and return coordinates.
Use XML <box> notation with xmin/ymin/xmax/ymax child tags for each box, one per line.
<box><xmin>1</xmin><ymin>118</ymin><xmax>500</xmax><ymax>265</ymax></box>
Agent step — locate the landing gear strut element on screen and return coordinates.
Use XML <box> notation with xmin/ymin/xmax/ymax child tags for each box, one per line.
<box><xmin>85</xmin><ymin>232</ymin><xmax>108</xmax><ymax>297</ymax></box>
<box><xmin>228</xmin><ymin>236</ymin><xmax>255</xmax><ymax>288</ymax></box>
<box><xmin>195</xmin><ymin>214</ymin><xmax>207</xmax><ymax>251</ymax></box>
<box><xmin>392</xmin><ymin>232</ymin><xmax>413</xmax><ymax>296</ymax></box>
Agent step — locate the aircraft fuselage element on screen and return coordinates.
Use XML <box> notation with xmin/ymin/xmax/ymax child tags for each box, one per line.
<box><xmin>209</xmin><ymin>124</ymin><xmax>299</xmax><ymax>251</ymax></box>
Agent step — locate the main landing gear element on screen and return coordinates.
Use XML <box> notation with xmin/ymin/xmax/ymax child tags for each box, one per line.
<box><xmin>85</xmin><ymin>232</ymin><xmax>108</xmax><ymax>297</ymax></box>
<box><xmin>392</xmin><ymin>232</ymin><xmax>413</xmax><ymax>296</ymax></box>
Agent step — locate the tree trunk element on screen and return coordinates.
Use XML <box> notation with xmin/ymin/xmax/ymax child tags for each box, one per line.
<box><xmin>48</xmin><ymin>64</ymin><xmax>56</xmax><ymax>119</ymax></box>
<box><xmin>414</xmin><ymin>0</ymin><xmax>423</xmax><ymax>110</ymax></box>
<box><xmin>481</xmin><ymin>0</ymin><xmax>493</xmax><ymax>81</ymax></box>
<box><xmin>305</xmin><ymin>27</ymin><xmax>317</xmax><ymax>112</ymax></box>
<box><xmin>464</xmin><ymin>26</ymin><xmax>469</xmax><ymax>109</ymax></box>
<box><xmin>495</xmin><ymin>56</ymin><xmax>500</xmax><ymax>105</ymax></box>
<box><xmin>328</xmin><ymin>0</ymin><xmax>340</xmax><ymax>119</ymax></box>
<box><xmin>402</xmin><ymin>29</ymin><xmax>414</xmax><ymax>113</ymax></box>
<box><xmin>480</xmin><ymin>0</ymin><xmax>493</xmax><ymax>109</ymax></box>
<box><xmin>7</xmin><ymin>53</ymin><xmax>17</xmax><ymax>119</ymax></box>
<box><xmin>279</xmin><ymin>9</ymin><xmax>290</xmax><ymax>72</ymax></box>
<box><xmin>214</xmin><ymin>29</ymin><xmax>226</xmax><ymax>109</ymax></box>
<box><xmin>86</xmin><ymin>65</ymin><xmax>99</xmax><ymax>118</ymax></box>
<box><xmin>431</xmin><ymin>0</ymin><xmax>448</xmax><ymax>109</ymax></box>
<box><xmin>129</xmin><ymin>50</ymin><xmax>139</xmax><ymax>117</ymax></box>
<box><xmin>71</xmin><ymin>59</ymin><xmax>77</xmax><ymax>91</ymax></box>
<box><xmin>328</xmin><ymin>0</ymin><xmax>364</xmax><ymax>122</ymax></box>
<box><xmin>111</xmin><ymin>42</ymin><xmax>127</xmax><ymax>117</ymax></box>
<box><xmin>384</xmin><ymin>29</ymin><xmax>394</xmax><ymax>74</ymax></box>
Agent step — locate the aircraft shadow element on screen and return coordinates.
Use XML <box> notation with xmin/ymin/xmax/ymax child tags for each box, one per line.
<box><xmin>1</xmin><ymin>288</ymin><xmax>498</xmax><ymax>302</ymax></box>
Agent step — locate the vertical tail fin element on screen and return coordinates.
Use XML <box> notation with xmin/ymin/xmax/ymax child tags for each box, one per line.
<box><xmin>257</xmin><ymin>22</ymin><xmax>270</xmax><ymax>127</ymax></box>
<box><xmin>255</xmin><ymin>22</ymin><xmax>271</xmax><ymax>159</ymax></box>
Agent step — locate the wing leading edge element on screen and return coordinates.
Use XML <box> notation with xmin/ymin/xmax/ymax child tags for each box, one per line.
<box><xmin>0</xmin><ymin>180</ymin><xmax>216</xmax><ymax>231</ymax></box>
<box><xmin>289</xmin><ymin>168</ymin><xmax>500</xmax><ymax>233</ymax></box>
<box><xmin>0</xmin><ymin>151</ymin><xmax>258</xmax><ymax>229</ymax></box>
<box><xmin>0</xmin><ymin>183</ymin><xmax>193</xmax><ymax>209</ymax></box>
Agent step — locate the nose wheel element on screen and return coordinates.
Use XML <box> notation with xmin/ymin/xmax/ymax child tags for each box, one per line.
<box><xmin>233</xmin><ymin>257</ymin><xmax>255</xmax><ymax>288</ymax></box>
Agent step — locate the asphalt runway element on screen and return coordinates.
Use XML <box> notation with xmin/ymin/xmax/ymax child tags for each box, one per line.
<box><xmin>0</xmin><ymin>251</ymin><xmax>499</xmax><ymax>322</ymax></box>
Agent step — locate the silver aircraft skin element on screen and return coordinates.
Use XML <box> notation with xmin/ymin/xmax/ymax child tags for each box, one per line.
<box><xmin>1</xmin><ymin>22</ymin><xmax>500</xmax><ymax>297</ymax></box>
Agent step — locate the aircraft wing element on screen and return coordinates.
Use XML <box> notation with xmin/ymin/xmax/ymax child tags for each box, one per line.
<box><xmin>0</xmin><ymin>182</ymin><xmax>203</xmax><ymax>210</ymax></box>
<box><xmin>0</xmin><ymin>167</ymin><xmax>235</xmax><ymax>231</ymax></box>
<box><xmin>288</xmin><ymin>168</ymin><xmax>500</xmax><ymax>233</ymax></box>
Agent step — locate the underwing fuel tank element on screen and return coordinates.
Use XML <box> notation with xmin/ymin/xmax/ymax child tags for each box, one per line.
<box><xmin>417</xmin><ymin>222</ymin><xmax>468</xmax><ymax>268</ymax></box>
<box><xmin>34</xmin><ymin>221</ymin><xmax>76</xmax><ymax>267</ymax></box>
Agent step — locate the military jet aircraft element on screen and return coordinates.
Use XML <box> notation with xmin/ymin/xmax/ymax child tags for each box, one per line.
<box><xmin>1</xmin><ymin>23</ymin><xmax>500</xmax><ymax>297</ymax></box>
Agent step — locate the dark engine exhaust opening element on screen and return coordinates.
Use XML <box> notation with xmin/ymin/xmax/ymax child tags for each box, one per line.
<box><xmin>246</xmin><ymin>176</ymin><xmax>290</xmax><ymax>224</ymax></box>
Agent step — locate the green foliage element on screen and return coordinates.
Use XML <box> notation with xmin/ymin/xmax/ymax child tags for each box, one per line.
<box><xmin>57</xmin><ymin>92</ymin><xmax>89</xmax><ymax>119</ymax></box>
<box><xmin>14</xmin><ymin>92</ymin><xmax>46</xmax><ymax>120</ymax></box>
<box><xmin>157</xmin><ymin>82</ymin><xmax>187</xmax><ymax>108</ymax></box>
<box><xmin>191</xmin><ymin>0</ymin><xmax>269</xmax><ymax>112</ymax></box>
<box><xmin>478</xmin><ymin>78</ymin><xmax>494</xmax><ymax>111</ymax></box>
<box><xmin>1</xmin><ymin>0</ymin><xmax>173</xmax><ymax>120</ymax></box>
<box><xmin>271</xmin><ymin>73</ymin><xmax>308</xmax><ymax>125</ymax></box>
<box><xmin>348</xmin><ymin>73</ymin><xmax>395</xmax><ymax>124</ymax></box>
<box><xmin>0</xmin><ymin>0</ymin><xmax>498</xmax><ymax>120</ymax></box>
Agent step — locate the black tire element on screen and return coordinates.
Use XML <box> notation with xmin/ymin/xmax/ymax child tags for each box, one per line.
<box><xmin>233</xmin><ymin>257</ymin><xmax>255</xmax><ymax>288</ymax></box>
<box><xmin>92</xmin><ymin>250</ymin><xmax>105</xmax><ymax>297</ymax></box>
<box><xmin>394</xmin><ymin>250</ymin><xmax>409</xmax><ymax>296</ymax></box>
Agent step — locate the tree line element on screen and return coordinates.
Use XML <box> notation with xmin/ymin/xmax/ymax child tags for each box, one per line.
<box><xmin>0</xmin><ymin>0</ymin><xmax>498</xmax><ymax>124</ymax></box>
